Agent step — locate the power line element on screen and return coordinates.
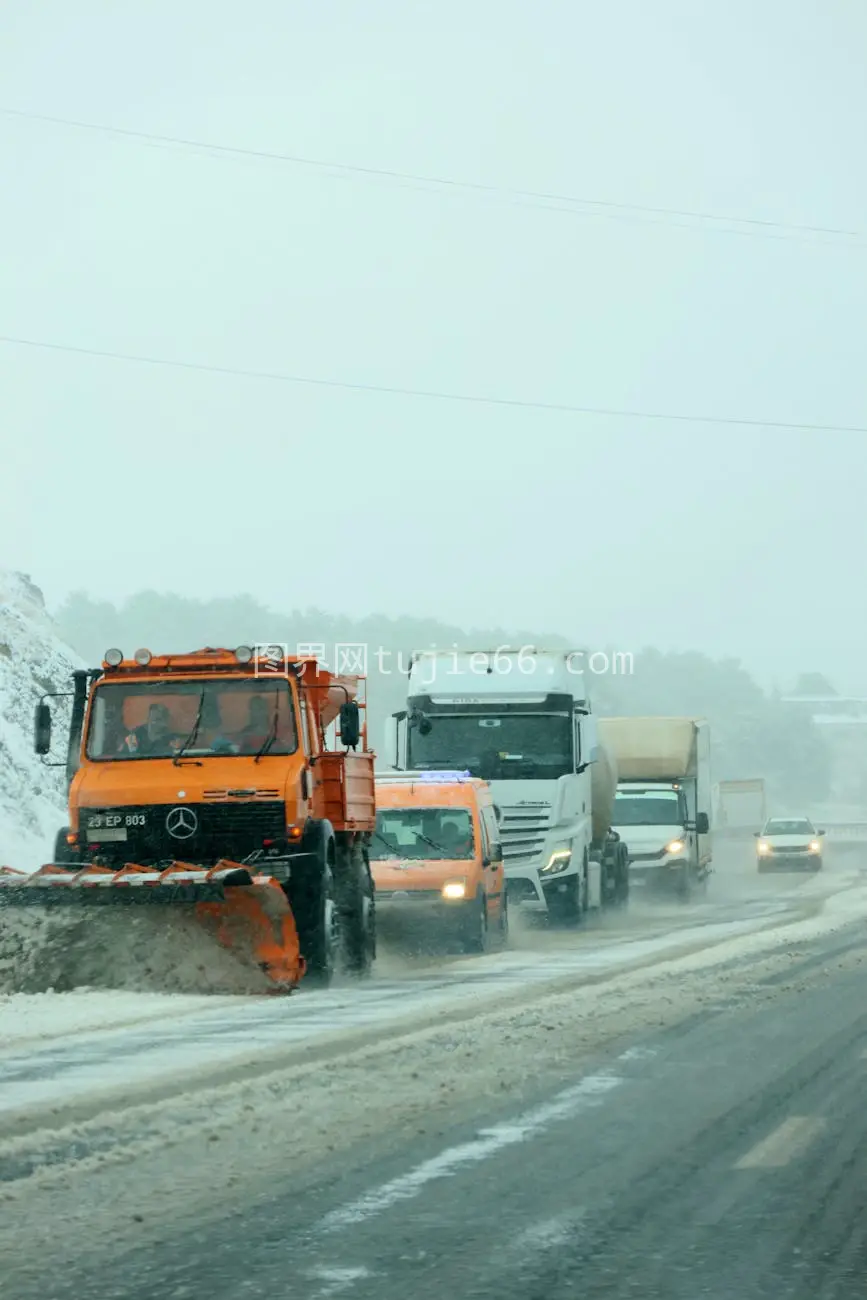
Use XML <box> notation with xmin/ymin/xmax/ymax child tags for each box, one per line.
<box><xmin>1</xmin><ymin>105</ymin><xmax>862</xmax><ymax>247</ymax></box>
<box><xmin>1</xmin><ymin>332</ymin><xmax>863</xmax><ymax>434</ymax></box>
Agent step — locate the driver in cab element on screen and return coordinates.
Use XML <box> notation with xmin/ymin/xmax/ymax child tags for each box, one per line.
<box><xmin>119</xmin><ymin>703</ymin><xmax>178</xmax><ymax>756</ymax></box>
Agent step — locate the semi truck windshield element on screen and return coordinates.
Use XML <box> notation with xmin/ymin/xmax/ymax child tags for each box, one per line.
<box><xmin>86</xmin><ymin>679</ymin><xmax>298</xmax><ymax>760</ymax></box>
<box><xmin>408</xmin><ymin>714</ymin><xmax>572</xmax><ymax>779</ymax></box>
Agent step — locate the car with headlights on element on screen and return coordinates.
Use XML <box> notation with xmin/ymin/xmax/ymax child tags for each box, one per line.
<box><xmin>755</xmin><ymin>817</ymin><xmax>824</xmax><ymax>871</ymax></box>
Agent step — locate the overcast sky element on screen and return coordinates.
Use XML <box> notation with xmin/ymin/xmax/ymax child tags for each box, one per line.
<box><xmin>1</xmin><ymin>1</ymin><xmax>865</xmax><ymax>690</ymax></box>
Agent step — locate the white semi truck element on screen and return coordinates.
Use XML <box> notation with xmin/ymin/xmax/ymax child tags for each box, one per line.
<box><xmin>599</xmin><ymin>716</ymin><xmax>711</xmax><ymax>899</ymax></box>
<box><xmin>383</xmin><ymin>648</ymin><xmax>629</xmax><ymax>923</ymax></box>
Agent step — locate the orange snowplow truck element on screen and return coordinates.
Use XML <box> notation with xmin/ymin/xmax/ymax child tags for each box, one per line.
<box><xmin>0</xmin><ymin>646</ymin><xmax>376</xmax><ymax>989</ymax></box>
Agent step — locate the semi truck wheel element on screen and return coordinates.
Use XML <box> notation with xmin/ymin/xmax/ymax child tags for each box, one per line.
<box><xmin>334</xmin><ymin>831</ymin><xmax>375</xmax><ymax>977</ymax></box>
<box><xmin>615</xmin><ymin>842</ymin><xmax>630</xmax><ymax>907</ymax></box>
<box><xmin>546</xmin><ymin>860</ymin><xmax>585</xmax><ymax>927</ymax></box>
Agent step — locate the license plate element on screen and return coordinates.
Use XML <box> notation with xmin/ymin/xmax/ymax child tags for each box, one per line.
<box><xmin>87</xmin><ymin>827</ymin><xmax>128</xmax><ymax>842</ymax></box>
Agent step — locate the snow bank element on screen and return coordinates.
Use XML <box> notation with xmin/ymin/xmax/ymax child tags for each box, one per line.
<box><xmin>0</xmin><ymin>572</ymin><xmax>82</xmax><ymax>869</ymax></box>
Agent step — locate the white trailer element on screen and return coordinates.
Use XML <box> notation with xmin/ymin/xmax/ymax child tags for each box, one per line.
<box><xmin>599</xmin><ymin>717</ymin><xmax>711</xmax><ymax>899</ymax></box>
<box><xmin>382</xmin><ymin>648</ymin><xmax>629</xmax><ymax>924</ymax></box>
<box><xmin>712</xmin><ymin>778</ymin><xmax>766</xmax><ymax>835</ymax></box>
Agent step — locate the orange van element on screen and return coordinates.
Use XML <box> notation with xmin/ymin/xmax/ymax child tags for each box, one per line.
<box><xmin>370</xmin><ymin>770</ymin><xmax>507</xmax><ymax>952</ymax></box>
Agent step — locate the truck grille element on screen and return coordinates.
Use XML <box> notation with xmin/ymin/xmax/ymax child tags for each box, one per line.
<box><xmin>498</xmin><ymin>806</ymin><xmax>550</xmax><ymax>863</ymax></box>
<box><xmin>81</xmin><ymin>802</ymin><xmax>286</xmax><ymax>864</ymax></box>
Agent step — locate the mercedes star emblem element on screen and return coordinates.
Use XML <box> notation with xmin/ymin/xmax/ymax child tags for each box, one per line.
<box><xmin>165</xmin><ymin>805</ymin><xmax>198</xmax><ymax>839</ymax></box>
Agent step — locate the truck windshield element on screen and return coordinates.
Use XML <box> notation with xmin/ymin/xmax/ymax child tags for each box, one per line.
<box><xmin>408</xmin><ymin>714</ymin><xmax>572</xmax><ymax>780</ymax></box>
<box><xmin>85</xmin><ymin>678</ymin><xmax>298</xmax><ymax>760</ymax></box>
<box><xmin>370</xmin><ymin>808</ymin><xmax>475</xmax><ymax>860</ymax></box>
<box><xmin>614</xmin><ymin>792</ymin><xmax>682</xmax><ymax>826</ymax></box>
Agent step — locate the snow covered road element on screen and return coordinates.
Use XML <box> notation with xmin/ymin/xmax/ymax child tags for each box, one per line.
<box><xmin>2</xmin><ymin>850</ymin><xmax>867</xmax><ymax>1297</ymax></box>
<box><xmin>0</xmin><ymin>873</ymin><xmax>840</xmax><ymax>1128</ymax></box>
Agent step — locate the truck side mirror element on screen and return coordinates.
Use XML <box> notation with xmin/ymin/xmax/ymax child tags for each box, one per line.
<box><xmin>339</xmin><ymin>701</ymin><xmax>361</xmax><ymax>750</ymax></box>
<box><xmin>34</xmin><ymin>701</ymin><xmax>52</xmax><ymax>756</ymax></box>
<box><xmin>695</xmin><ymin>812</ymin><xmax>709</xmax><ymax>835</ymax></box>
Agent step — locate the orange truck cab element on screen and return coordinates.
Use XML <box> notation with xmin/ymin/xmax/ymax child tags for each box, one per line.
<box><xmin>370</xmin><ymin>770</ymin><xmax>507</xmax><ymax>952</ymax></box>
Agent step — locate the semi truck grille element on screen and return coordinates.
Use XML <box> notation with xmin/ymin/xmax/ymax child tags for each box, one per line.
<box><xmin>498</xmin><ymin>806</ymin><xmax>550</xmax><ymax>863</ymax></box>
<box><xmin>81</xmin><ymin>802</ymin><xmax>287</xmax><ymax>863</ymax></box>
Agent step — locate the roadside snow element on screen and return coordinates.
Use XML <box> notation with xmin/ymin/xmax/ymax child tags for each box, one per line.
<box><xmin>0</xmin><ymin>571</ymin><xmax>81</xmax><ymax>870</ymax></box>
<box><xmin>0</xmin><ymin>989</ymin><xmax>226</xmax><ymax>1051</ymax></box>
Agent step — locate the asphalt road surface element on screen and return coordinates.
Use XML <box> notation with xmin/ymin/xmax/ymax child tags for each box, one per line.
<box><xmin>4</xmin><ymin>846</ymin><xmax>867</xmax><ymax>1299</ymax></box>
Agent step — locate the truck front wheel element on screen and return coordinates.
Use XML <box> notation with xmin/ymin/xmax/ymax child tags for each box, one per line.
<box><xmin>53</xmin><ymin>827</ymin><xmax>78</xmax><ymax>866</ymax></box>
<box><xmin>334</xmin><ymin>831</ymin><xmax>375</xmax><ymax>977</ymax></box>
<box><xmin>674</xmin><ymin>863</ymin><xmax>692</xmax><ymax>901</ymax></box>
<box><xmin>287</xmin><ymin>824</ymin><xmax>337</xmax><ymax>987</ymax></box>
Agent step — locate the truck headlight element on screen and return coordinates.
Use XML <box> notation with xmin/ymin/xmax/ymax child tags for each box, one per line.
<box><xmin>757</xmin><ymin>841</ymin><xmax>770</xmax><ymax>855</ymax></box>
<box><xmin>666</xmin><ymin>839</ymin><xmax>685</xmax><ymax>854</ymax></box>
<box><xmin>540</xmin><ymin>848</ymin><xmax>572</xmax><ymax>875</ymax></box>
<box><xmin>809</xmin><ymin>840</ymin><xmax>821</xmax><ymax>853</ymax></box>
<box><xmin>442</xmin><ymin>879</ymin><xmax>467</xmax><ymax>900</ymax></box>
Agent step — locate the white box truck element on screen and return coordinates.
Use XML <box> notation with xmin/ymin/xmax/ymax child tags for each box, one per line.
<box><xmin>383</xmin><ymin>648</ymin><xmax>630</xmax><ymax>924</ymax></box>
<box><xmin>599</xmin><ymin>717</ymin><xmax>711</xmax><ymax>898</ymax></box>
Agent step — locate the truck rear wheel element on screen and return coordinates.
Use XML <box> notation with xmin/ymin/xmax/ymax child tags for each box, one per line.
<box><xmin>334</xmin><ymin>831</ymin><xmax>375</xmax><ymax>977</ymax></box>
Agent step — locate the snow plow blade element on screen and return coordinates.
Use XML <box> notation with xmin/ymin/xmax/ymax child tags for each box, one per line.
<box><xmin>0</xmin><ymin>862</ymin><xmax>305</xmax><ymax>990</ymax></box>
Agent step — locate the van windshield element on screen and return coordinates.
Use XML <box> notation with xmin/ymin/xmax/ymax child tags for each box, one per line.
<box><xmin>613</xmin><ymin>792</ymin><xmax>682</xmax><ymax>826</ymax></box>
<box><xmin>370</xmin><ymin>808</ymin><xmax>475</xmax><ymax>860</ymax></box>
<box><xmin>85</xmin><ymin>678</ymin><xmax>298</xmax><ymax>760</ymax></box>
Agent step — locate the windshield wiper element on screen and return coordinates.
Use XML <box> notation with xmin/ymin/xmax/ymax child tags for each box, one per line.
<box><xmin>254</xmin><ymin>692</ymin><xmax>280</xmax><ymax>764</ymax></box>
<box><xmin>415</xmin><ymin>831</ymin><xmax>451</xmax><ymax>854</ymax></box>
<box><xmin>173</xmin><ymin>689</ymin><xmax>205</xmax><ymax>765</ymax></box>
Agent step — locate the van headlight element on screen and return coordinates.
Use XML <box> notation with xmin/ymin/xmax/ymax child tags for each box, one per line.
<box><xmin>540</xmin><ymin>848</ymin><xmax>572</xmax><ymax>875</ymax></box>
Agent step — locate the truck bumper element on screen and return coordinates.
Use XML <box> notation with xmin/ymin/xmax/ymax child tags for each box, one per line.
<box><xmin>504</xmin><ymin>865</ymin><xmax>547</xmax><ymax>906</ymax></box>
<box><xmin>629</xmin><ymin>857</ymin><xmax>690</xmax><ymax>889</ymax></box>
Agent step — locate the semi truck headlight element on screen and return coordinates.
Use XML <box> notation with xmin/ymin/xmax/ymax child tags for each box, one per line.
<box><xmin>666</xmin><ymin>839</ymin><xmax>685</xmax><ymax>854</ymax></box>
<box><xmin>757</xmin><ymin>841</ymin><xmax>770</xmax><ymax>855</ymax></box>
<box><xmin>540</xmin><ymin>848</ymin><xmax>572</xmax><ymax>875</ymax></box>
<box><xmin>442</xmin><ymin>879</ymin><xmax>467</xmax><ymax>900</ymax></box>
